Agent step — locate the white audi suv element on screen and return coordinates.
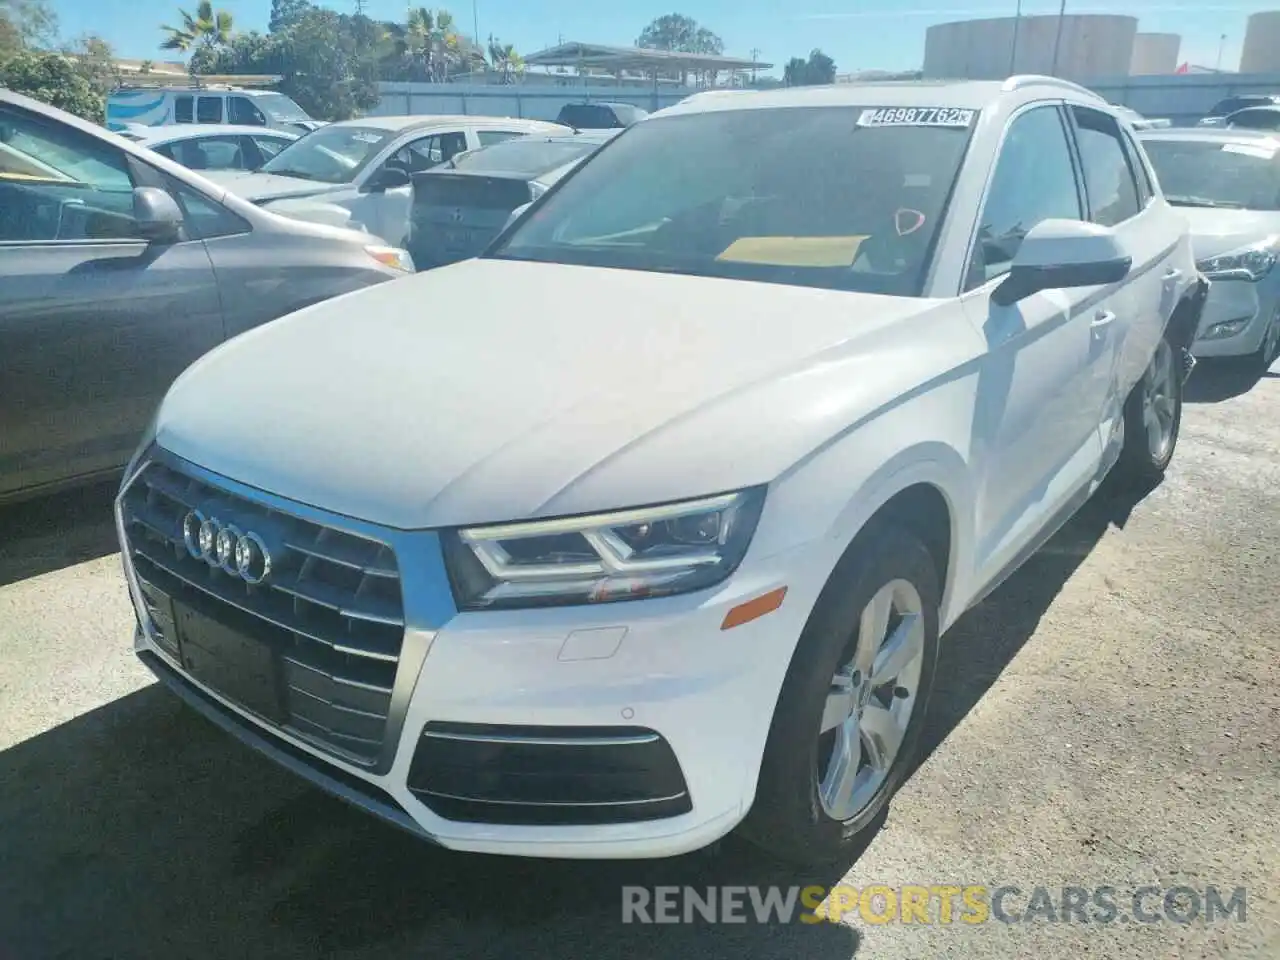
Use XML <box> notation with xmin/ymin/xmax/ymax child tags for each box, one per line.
<box><xmin>117</xmin><ymin>76</ymin><xmax>1204</xmax><ymax>863</ymax></box>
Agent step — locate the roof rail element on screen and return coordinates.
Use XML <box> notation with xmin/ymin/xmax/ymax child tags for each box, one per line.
<box><xmin>1001</xmin><ymin>74</ymin><xmax>1103</xmax><ymax>100</ymax></box>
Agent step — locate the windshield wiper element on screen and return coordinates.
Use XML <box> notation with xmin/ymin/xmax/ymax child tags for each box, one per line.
<box><xmin>1165</xmin><ymin>195</ymin><xmax>1242</xmax><ymax>208</ymax></box>
<box><xmin>263</xmin><ymin>167</ymin><xmax>322</xmax><ymax>182</ymax></box>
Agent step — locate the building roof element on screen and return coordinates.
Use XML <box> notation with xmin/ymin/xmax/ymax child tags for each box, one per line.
<box><xmin>524</xmin><ymin>41</ymin><xmax>770</xmax><ymax>73</ymax></box>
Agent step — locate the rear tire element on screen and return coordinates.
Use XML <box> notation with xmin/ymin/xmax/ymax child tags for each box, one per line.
<box><xmin>1113</xmin><ymin>336</ymin><xmax>1182</xmax><ymax>490</ymax></box>
<box><xmin>740</xmin><ymin>522</ymin><xmax>940</xmax><ymax>865</ymax></box>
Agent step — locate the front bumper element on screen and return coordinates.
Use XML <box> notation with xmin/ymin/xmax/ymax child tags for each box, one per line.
<box><xmin>120</xmin><ymin>451</ymin><xmax>820</xmax><ymax>859</ymax></box>
<box><xmin>1190</xmin><ymin>275</ymin><xmax>1279</xmax><ymax>357</ymax></box>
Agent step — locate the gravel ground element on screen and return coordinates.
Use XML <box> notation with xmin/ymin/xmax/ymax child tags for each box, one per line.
<box><xmin>0</xmin><ymin>359</ymin><xmax>1276</xmax><ymax>960</ymax></box>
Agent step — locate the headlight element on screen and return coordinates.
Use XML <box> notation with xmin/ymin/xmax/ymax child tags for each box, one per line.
<box><xmin>365</xmin><ymin>244</ymin><xmax>414</xmax><ymax>273</ymax></box>
<box><xmin>442</xmin><ymin>488</ymin><xmax>767</xmax><ymax>610</ymax></box>
<box><xmin>1196</xmin><ymin>238</ymin><xmax>1279</xmax><ymax>281</ymax></box>
<box><xmin>528</xmin><ymin>180</ymin><xmax>548</xmax><ymax>200</ymax></box>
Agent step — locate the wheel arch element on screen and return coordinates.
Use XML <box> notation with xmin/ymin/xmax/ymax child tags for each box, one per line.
<box><xmin>821</xmin><ymin>443</ymin><xmax>975</xmax><ymax>631</ymax></box>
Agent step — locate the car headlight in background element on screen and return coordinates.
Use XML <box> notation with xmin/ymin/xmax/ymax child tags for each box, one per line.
<box><xmin>1196</xmin><ymin>237</ymin><xmax>1280</xmax><ymax>282</ymax></box>
<box><xmin>527</xmin><ymin>180</ymin><xmax>548</xmax><ymax>200</ymax></box>
<box><xmin>365</xmin><ymin>244</ymin><xmax>414</xmax><ymax>272</ymax></box>
<box><xmin>443</xmin><ymin>488</ymin><xmax>767</xmax><ymax>609</ymax></box>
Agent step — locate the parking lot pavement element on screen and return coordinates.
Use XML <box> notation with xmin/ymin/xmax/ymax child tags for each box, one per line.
<box><xmin>1</xmin><ymin>363</ymin><xmax>1277</xmax><ymax>960</ymax></box>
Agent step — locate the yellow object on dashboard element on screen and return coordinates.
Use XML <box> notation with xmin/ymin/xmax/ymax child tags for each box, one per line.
<box><xmin>716</xmin><ymin>235</ymin><xmax>869</xmax><ymax>267</ymax></box>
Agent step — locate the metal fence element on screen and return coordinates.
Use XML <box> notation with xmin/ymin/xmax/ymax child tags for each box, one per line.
<box><xmin>1085</xmin><ymin>71</ymin><xmax>1280</xmax><ymax>125</ymax></box>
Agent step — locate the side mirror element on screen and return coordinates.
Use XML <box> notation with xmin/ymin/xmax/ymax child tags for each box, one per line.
<box><xmin>132</xmin><ymin>186</ymin><xmax>184</xmax><ymax>244</ymax></box>
<box><xmin>992</xmin><ymin>219</ymin><xmax>1132</xmax><ymax>306</ymax></box>
<box><xmin>364</xmin><ymin>165</ymin><xmax>412</xmax><ymax>193</ymax></box>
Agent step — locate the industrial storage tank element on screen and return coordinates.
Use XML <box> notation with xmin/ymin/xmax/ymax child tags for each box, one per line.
<box><xmin>1241</xmin><ymin>11</ymin><xmax>1280</xmax><ymax>73</ymax></box>
<box><xmin>923</xmin><ymin>14</ymin><xmax>1138</xmax><ymax>81</ymax></box>
<box><xmin>1130</xmin><ymin>33</ymin><xmax>1181</xmax><ymax>75</ymax></box>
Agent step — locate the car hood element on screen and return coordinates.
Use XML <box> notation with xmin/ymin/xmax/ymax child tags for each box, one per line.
<box><xmin>201</xmin><ymin>169</ymin><xmax>342</xmax><ymax>203</ymax></box>
<box><xmin>154</xmin><ymin>259</ymin><xmax>960</xmax><ymax>529</ymax></box>
<box><xmin>1178</xmin><ymin>207</ymin><xmax>1280</xmax><ymax>259</ymax></box>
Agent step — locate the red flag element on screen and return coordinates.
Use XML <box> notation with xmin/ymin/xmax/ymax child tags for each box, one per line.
<box><xmin>1176</xmin><ymin>62</ymin><xmax>1189</xmax><ymax>74</ymax></box>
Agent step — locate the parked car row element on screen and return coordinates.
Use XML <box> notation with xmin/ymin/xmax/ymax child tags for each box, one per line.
<box><xmin>6</xmin><ymin>75</ymin><xmax>1276</xmax><ymax>867</ymax></box>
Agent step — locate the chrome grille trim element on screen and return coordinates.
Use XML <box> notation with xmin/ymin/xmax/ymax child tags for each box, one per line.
<box><xmin>116</xmin><ymin>448</ymin><xmax>459</xmax><ymax>774</ymax></box>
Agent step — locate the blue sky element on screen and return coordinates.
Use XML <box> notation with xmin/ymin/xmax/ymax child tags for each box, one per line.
<box><xmin>51</xmin><ymin>0</ymin><xmax>1280</xmax><ymax>76</ymax></box>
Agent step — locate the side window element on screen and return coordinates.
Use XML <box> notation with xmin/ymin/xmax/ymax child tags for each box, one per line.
<box><xmin>167</xmin><ymin>179</ymin><xmax>250</xmax><ymax>240</ymax></box>
<box><xmin>965</xmin><ymin>106</ymin><xmax>1083</xmax><ymax>291</ymax></box>
<box><xmin>251</xmin><ymin>135</ymin><xmax>289</xmax><ymax>160</ymax></box>
<box><xmin>1121</xmin><ymin>130</ymin><xmax>1155</xmax><ymax>205</ymax></box>
<box><xmin>196</xmin><ymin>96</ymin><xmax>223</xmax><ymax>124</ymax></box>
<box><xmin>229</xmin><ymin>96</ymin><xmax>265</xmax><ymax>125</ymax></box>
<box><xmin>390</xmin><ymin>131</ymin><xmax>468</xmax><ymax>173</ymax></box>
<box><xmin>477</xmin><ymin>130</ymin><xmax>525</xmax><ymax>147</ymax></box>
<box><xmin>0</xmin><ymin>104</ymin><xmax>139</xmax><ymax>242</ymax></box>
<box><xmin>191</xmin><ymin>136</ymin><xmax>242</xmax><ymax>169</ymax></box>
<box><xmin>1071</xmin><ymin>106</ymin><xmax>1141</xmax><ymax>227</ymax></box>
<box><xmin>174</xmin><ymin>95</ymin><xmax>193</xmax><ymax>123</ymax></box>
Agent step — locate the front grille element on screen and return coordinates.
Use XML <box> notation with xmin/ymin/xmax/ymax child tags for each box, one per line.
<box><xmin>407</xmin><ymin>722</ymin><xmax>693</xmax><ymax>825</ymax></box>
<box><xmin>120</xmin><ymin>460</ymin><xmax>405</xmax><ymax>766</ymax></box>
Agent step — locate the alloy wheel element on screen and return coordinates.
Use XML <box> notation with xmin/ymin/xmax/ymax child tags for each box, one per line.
<box><xmin>1142</xmin><ymin>338</ymin><xmax>1178</xmax><ymax>462</ymax></box>
<box><xmin>817</xmin><ymin>579</ymin><xmax>926</xmax><ymax>822</ymax></box>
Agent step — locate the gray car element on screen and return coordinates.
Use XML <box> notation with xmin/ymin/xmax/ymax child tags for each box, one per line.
<box><xmin>1140</xmin><ymin>127</ymin><xmax>1280</xmax><ymax>368</ymax></box>
<box><xmin>407</xmin><ymin>130</ymin><xmax>619</xmax><ymax>270</ymax></box>
<box><xmin>0</xmin><ymin>89</ymin><xmax>414</xmax><ymax>503</ymax></box>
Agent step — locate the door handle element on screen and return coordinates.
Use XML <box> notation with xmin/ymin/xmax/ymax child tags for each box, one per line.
<box><xmin>1091</xmin><ymin>310</ymin><xmax>1116</xmax><ymax>328</ymax></box>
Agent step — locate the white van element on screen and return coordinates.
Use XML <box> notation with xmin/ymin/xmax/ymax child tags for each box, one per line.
<box><xmin>106</xmin><ymin>85</ymin><xmax>324</xmax><ymax>135</ymax></box>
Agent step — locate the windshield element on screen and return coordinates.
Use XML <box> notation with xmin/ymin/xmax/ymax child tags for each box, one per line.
<box><xmin>254</xmin><ymin>93</ymin><xmax>311</xmax><ymax>122</ymax></box>
<box><xmin>452</xmin><ymin>138</ymin><xmax>601</xmax><ymax>177</ymax></box>
<box><xmin>260</xmin><ymin>125</ymin><xmax>391</xmax><ymax>183</ymax></box>
<box><xmin>491</xmin><ymin>106</ymin><xmax>976</xmax><ymax>297</ymax></box>
<box><xmin>1144</xmin><ymin>138</ymin><xmax>1280</xmax><ymax>210</ymax></box>
<box><xmin>557</xmin><ymin>104</ymin><xmax>630</xmax><ymax>129</ymax></box>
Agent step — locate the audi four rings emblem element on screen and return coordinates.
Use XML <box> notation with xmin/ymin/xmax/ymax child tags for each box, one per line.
<box><xmin>181</xmin><ymin>510</ymin><xmax>272</xmax><ymax>584</ymax></box>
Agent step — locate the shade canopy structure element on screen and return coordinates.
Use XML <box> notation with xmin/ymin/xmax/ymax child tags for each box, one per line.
<box><xmin>524</xmin><ymin>41</ymin><xmax>771</xmax><ymax>76</ymax></box>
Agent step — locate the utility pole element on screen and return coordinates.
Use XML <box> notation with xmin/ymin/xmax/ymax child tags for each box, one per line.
<box><xmin>1049</xmin><ymin>0</ymin><xmax>1067</xmax><ymax>77</ymax></box>
<box><xmin>750</xmin><ymin>47</ymin><xmax>760</xmax><ymax>85</ymax></box>
<box><xmin>472</xmin><ymin>0</ymin><xmax>480</xmax><ymax>53</ymax></box>
<box><xmin>1008</xmin><ymin>0</ymin><xmax>1022</xmax><ymax>76</ymax></box>
<box><xmin>1216</xmin><ymin>33</ymin><xmax>1227</xmax><ymax>71</ymax></box>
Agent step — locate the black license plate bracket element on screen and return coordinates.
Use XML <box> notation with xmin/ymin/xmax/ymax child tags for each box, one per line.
<box><xmin>174</xmin><ymin>601</ymin><xmax>287</xmax><ymax>724</ymax></box>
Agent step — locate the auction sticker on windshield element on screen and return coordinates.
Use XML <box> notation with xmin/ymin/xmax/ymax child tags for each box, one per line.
<box><xmin>856</xmin><ymin>107</ymin><xmax>977</xmax><ymax>128</ymax></box>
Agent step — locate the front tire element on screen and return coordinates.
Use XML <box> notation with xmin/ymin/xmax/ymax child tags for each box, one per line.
<box><xmin>1249</xmin><ymin>306</ymin><xmax>1280</xmax><ymax>373</ymax></box>
<box><xmin>740</xmin><ymin>522</ymin><xmax>940</xmax><ymax>865</ymax></box>
<box><xmin>1114</xmin><ymin>336</ymin><xmax>1182</xmax><ymax>489</ymax></box>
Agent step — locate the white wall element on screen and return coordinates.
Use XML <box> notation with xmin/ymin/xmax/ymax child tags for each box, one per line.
<box><xmin>372</xmin><ymin>82</ymin><xmax>694</xmax><ymax>121</ymax></box>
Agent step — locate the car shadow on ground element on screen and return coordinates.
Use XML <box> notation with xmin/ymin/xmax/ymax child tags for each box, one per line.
<box><xmin>1184</xmin><ymin>358</ymin><xmax>1278</xmax><ymax>404</ymax></box>
<box><xmin>0</xmin><ymin>477</ymin><xmax>1159</xmax><ymax>960</ymax></box>
<box><xmin>0</xmin><ymin>479</ymin><xmax>120</xmax><ymax>587</ymax></box>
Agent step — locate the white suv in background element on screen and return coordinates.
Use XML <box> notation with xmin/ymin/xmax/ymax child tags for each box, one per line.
<box><xmin>117</xmin><ymin>76</ymin><xmax>1203</xmax><ymax>863</ymax></box>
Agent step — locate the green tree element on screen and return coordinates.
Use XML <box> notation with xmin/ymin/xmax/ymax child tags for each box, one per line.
<box><xmin>0</xmin><ymin>0</ymin><xmax>56</xmax><ymax>51</ymax></box>
<box><xmin>636</xmin><ymin>13</ymin><xmax>722</xmax><ymax>53</ymax></box>
<box><xmin>160</xmin><ymin>0</ymin><xmax>234</xmax><ymax>55</ymax></box>
<box><xmin>0</xmin><ymin>49</ymin><xmax>103</xmax><ymax>120</ymax></box>
<box><xmin>486</xmin><ymin>36</ymin><xmax>522</xmax><ymax>84</ymax></box>
<box><xmin>783</xmin><ymin>48</ymin><xmax>836</xmax><ymax>86</ymax></box>
<box><xmin>268</xmin><ymin>0</ymin><xmax>309</xmax><ymax>33</ymax></box>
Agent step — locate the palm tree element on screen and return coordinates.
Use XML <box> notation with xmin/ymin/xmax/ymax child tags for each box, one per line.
<box><xmin>486</xmin><ymin>37</ymin><xmax>522</xmax><ymax>85</ymax></box>
<box><xmin>160</xmin><ymin>0</ymin><xmax>233</xmax><ymax>53</ymax></box>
